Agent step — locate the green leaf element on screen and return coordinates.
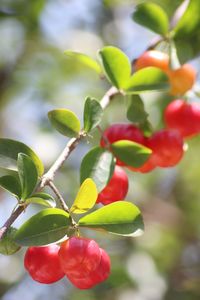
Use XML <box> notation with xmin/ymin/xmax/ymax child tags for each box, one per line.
<box><xmin>0</xmin><ymin>139</ymin><xmax>44</xmax><ymax>177</ymax></box>
<box><xmin>139</xmin><ymin>120</ymin><xmax>153</xmax><ymax>138</ymax></box>
<box><xmin>0</xmin><ymin>167</ymin><xmax>19</xmax><ymax>178</ymax></box>
<box><xmin>124</xmin><ymin>67</ymin><xmax>169</xmax><ymax>93</ymax></box>
<box><xmin>17</xmin><ymin>153</ymin><xmax>38</xmax><ymax>200</ymax></box>
<box><xmin>98</xmin><ymin>46</ymin><xmax>131</xmax><ymax>89</ymax></box>
<box><xmin>0</xmin><ymin>175</ymin><xmax>21</xmax><ymax>198</ymax></box>
<box><xmin>127</xmin><ymin>95</ymin><xmax>148</xmax><ymax>124</ymax></box>
<box><xmin>111</xmin><ymin>140</ymin><xmax>152</xmax><ymax>168</ymax></box>
<box><xmin>83</xmin><ymin>97</ymin><xmax>103</xmax><ymax>132</ymax></box>
<box><xmin>26</xmin><ymin>193</ymin><xmax>56</xmax><ymax>208</ymax></box>
<box><xmin>0</xmin><ymin>227</ymin><xmax>21</xmax><ymax>255</ymax></box>
<box><xmin>80</xmin><ymin>147</ymin><xmax>115</xmax><ymax>192</ymax></box>
<box><xmin>172</xmin><ymin>0</ymin><xmax>200</xmax><ymax>38</ymax></box>
<box><xmin>15</xmin><ymin>208</ymin><xmax>71</xmax><ymax>246</ymax></box>
<box><xmin>70</xmin><ymin>178</ymin><xmax>98</xmax><ymax>214</ymax></box>
<box><xmin>132</xmin><ymin>2</ymin><xmax>169</xmax><ymax>36</ymax></box>
<box><xmin>79</xmin><ymin>201</ymin><xmax>144</xmax><ymax>236</ymax></box>
<box><xmin>48</xmin><ymin>109</ymin><xmax>81</xmax><ymax>137</ymax></box>
<box><xmin>64</xmin><ymin>51</ymin><xmax>102</xmax><ymax>74</ymax></box>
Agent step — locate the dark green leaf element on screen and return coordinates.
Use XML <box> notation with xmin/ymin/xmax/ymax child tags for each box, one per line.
<box><xmin>79</xmin><ymin>201</ymin><xmax>144</xmax><ymax>236</ymax></box>
<box><xmin>64</xmin><ymin>51</ymin><xmax>102</xmax><ymax>74</ymax></box>
<box><xmin>0</xmin><ymin>139</ymin><xmax>44</xmax><ymax>177</ymax></box>
<box><xmin>98</xmin><ymin>46</ymin><xmax>131</xmax><ymax>89</ymax></box>
<box><xmin>172</xmin><ymin>0</ymin><xmax>200</xmax><ymax>38</ymax></box>
<box><xmin>127</xmin><ymin>95</ymin><xmax>148</xmax><ymax>124</ymax></box>
<box><xmin>15</xmin><ymin>208</ymin><xmax>71</xmax><ymax>246</ymax></box>
<box><xmin>17</xmin><ymin>153</ymin><xmax>38</xmax><ymax>200</ymax></box>
<box><xmin>111</xmin><ymin>140</ymin><xmax>152</xmax><ymax>168</ymax></box>
<box><xmin>48</xmin><ymin>109</ymin><xmax>81</xmax><ymax>137</ymax></box>
<box><xmin>83</xmin><ymin>97</ymin><xmax>103</xmax><ymax>132</ymax></box>
<box><xmin>139</xmin><ymin>120</ymin><xmax>153</xmax><ymax>138</ymax></box>
<box><xmin>132</xmin><ymin>2</ymin><xmax>169</xmax><ymax>36</ymax></box>
<box><xmin>0</xmin><ymin>227</ymin><xmax>21</xmax><ymax>255</ymax></box>
<box><xmin>124</xmin><ymin>67</ymin><xmax>169</xmax><ymax>93</ymax></box>
<box><xmin>26</xmin><ymin>193</ymin><xmax>56</xmax><ymax>208</ymax></box>
<box><xmin>80</xmin><ymin>147</ymin><xmax>115</xmax><ymax>192</ymax></box>
<box><xmin>0</xmin><ymin>175</ymin><xmax>21</xmax><ymax>198</ymax></box>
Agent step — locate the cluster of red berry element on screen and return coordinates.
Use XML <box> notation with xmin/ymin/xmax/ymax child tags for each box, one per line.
<box><xmin>24</xmin><ymin>237</ymin><xmax>110</xmax><ymax>289</ymax></box>
<box><xmin>97</xmin><ymin>50</ymin><xmax>199</xmax><ymax>206</ymax></box>
<box><xmin>24</xmin><ymin>50</ymin><xmax>199</xmax><ymax>290</ymax></box>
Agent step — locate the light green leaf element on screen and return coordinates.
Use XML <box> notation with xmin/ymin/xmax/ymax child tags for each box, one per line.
<box><xmin>132</xmin><ymin>2</ymin><xmax>169</xmax><ymax>36</ymax></box>
<box><xmin>64</xmin><ymin>51</ymin><xmax>102</xmax><ymax>74</ymax></box>
<box><xmin>172</xmin><ymin>0</ymin><xmax>200</xmax><ymax>38</ymax></box>
<box><xmin>48</xmin><ymin>109</ymin><xmax>81</xmax><ymax>137</ymax></box>
<box><xmin>15</xmin><ymin>208</ymin><xmax>71</xmax><ymax>246</ymax></box>
<box><xmin>70</xmin><ymin>178</ymin><xmax>98</xmax><ymax>214</ymax></box>
<box><xmin>80</xmin><ymin>147</ymin><xmax>115</xmax><ymax>192</ymax></box>
<box><xmin>111</xmin><ymin>140</ymin><xmax>152</xmax><ymax>168</ymax></box>
<box><xmin>127</xmin><ymin>95</ymin><xmax>148</xmax><ymax>124</ymax></box>
<box><xmin>17</xmin><ymin>153</ymin><xmax>38</xmax><ymax>200</ymax></box>
<box><xmin>26</xmin><ymin>193</ymin><xmax>56</xmax><ymax>208</ymax></box>
<box><xmin>83</xmin><ymin>97</ymin><xmax>103</xmax><ymax>132</ymax></box>
<box><xmin>98</xmin><ymin>46</ymin><xmax>131</xmax><ymax>89</ymax></box>
<box><xmin>0</xmin><ymin>139</ymin><xmax>44</xmax><ymax>177</ymax></box>
<box><xmin>79</xmin><ymin>201</ymin><xmax>144</xmax><ymax>236</ymax></box>
<box><xmin>0</xmin><ymin>175</ymin><xmax>21</xmax><ymax>198</ymax></box>
<box><xmin>124</xmin><ymin>67</ymin><xmax>169</xmax><ymax>93</ymax></box>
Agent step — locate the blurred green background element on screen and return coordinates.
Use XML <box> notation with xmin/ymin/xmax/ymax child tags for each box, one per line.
<box><xmin>0</xmin><ymin>0</ymin><xmax>200</xmax><ymax>299</ymax></box>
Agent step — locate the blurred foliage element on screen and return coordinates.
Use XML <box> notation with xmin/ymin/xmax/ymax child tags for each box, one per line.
<box><xmin>0</xmin><ymin>0</ymin><xmax>200</xmax><ymax>300</ymax></box>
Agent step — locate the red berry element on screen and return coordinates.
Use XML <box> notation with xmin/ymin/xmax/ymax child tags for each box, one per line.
<box><xmin>164</xmin><ymin>99</ymin><xmax>200</xmax><ymax>138</ymax></box>
<box><xmin>147</xmin><ymin>129</ymin><xmax>184</xmax><ymax>167</ymax></box>
<box><xmin>58</xmin><ymin>237</ymin><xmax>101</xmax><ymax>277</ymax></box>
<box><xmin>66</xmin><ymin>248</ymin><xmax>111</xmax><ymax>290</ymax></box>
<box><xmin>100</xmin><ymin>123</ymin><xmax>145</xmax><ymax>166</ymax></box>
<box><xmin>24</xmin><ymin>245</ymin><xmax>65</xmax><ymax>284</ymax></box>
<box><xmin>97</xmin><ymin>166</ymin><xmax>129</xmax><ymax>205</ymax></box>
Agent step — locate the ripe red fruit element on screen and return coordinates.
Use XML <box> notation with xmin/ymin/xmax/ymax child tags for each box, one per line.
<box><xmin>58</xmin><ymin>237</ymin><xmax>101</xmax><ymax>277</ymax></box>
<box><xmin>164</xmin><ymin>99</ymin><xmax>200</xmax><ymax>138</ymax></box>
<box><xmin>147</xmin><ymin>129</ymin><xmax>184</xmax><ymax>167</ymax></box>
<box><xmin>66</xmin><ymin>248</ymin><xmax>110</xmax><ymax>290</ymax></box>
<box><xmin>97</xmin><ymin>165</ymin><xmax>129</xmax><ymax>205</ymax></box>
<box><xmin>24</xmin><ymin>245</ymin><xmax>65</xmax><ymax>284</ymax></box>
<box><xmin>59</xmin><ymin>237</ymin><xmax>111</xmax><ymax>289</ymax></box>
<box><xmin>134</xmin><ymin>50</ymin><xmax>169</xmax><ymax>71</ymax></box>
<box><xmin>100</xmin><ymin>123</ymin><xmax>145</xmax><ymax>166</ymax></box>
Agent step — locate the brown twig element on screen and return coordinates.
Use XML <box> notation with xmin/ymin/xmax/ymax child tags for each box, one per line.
<box><xmin>47</xmin><ymin>180</ymin><xmax>69</xmax><ymax>213</ymax></box>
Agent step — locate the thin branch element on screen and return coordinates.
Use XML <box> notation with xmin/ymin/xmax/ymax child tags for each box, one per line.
<box><xmin>47</xmin><ymin>180</ymin><xmax>69</xmax><ymax>213</ymax></box>
<box><xmin>0</xmin><ymin>86</ymin><xmax>119</xmax><ymax>240</ymax></box>
<box><xmin>0</xmin><ymin>206</ymin><xmax>24</xmax><ymax>239</ymax></box>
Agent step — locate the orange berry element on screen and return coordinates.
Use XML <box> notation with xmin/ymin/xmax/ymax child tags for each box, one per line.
<box><xmin>134</xmin><ymin>50</ymin><xmax>169</xmax><ymax>71</ymax></box>
<box><xmin>167</xmin><ymin>64</ymin><xmax>196</xmax><ymax>95</ymax></box>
